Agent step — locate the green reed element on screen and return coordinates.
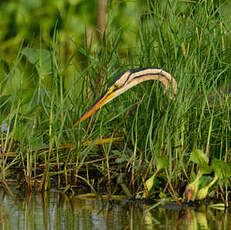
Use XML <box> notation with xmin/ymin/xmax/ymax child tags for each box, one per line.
<box><xmin>0</xmin><ymin>1</ymin><xmax>230</xmax><ymax>200</ymax></box>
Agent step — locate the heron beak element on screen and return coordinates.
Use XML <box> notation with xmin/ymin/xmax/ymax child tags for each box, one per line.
<box><xmin>73</xmin><ymin>85</ymin><xmax>116</xmax><ymax>127</ymax></box>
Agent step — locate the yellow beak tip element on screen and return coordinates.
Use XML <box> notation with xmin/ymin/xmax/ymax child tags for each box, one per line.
<box><xmin>73</xmin><ymin>120</ymin><xmax>79</xmax><ymax>127</ymax></box>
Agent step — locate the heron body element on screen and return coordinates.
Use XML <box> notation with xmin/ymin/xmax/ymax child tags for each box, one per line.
<box><xmin>74</xmin><ymin>68</ymin><xmax>177</xmax><ymax>126</ymax></box>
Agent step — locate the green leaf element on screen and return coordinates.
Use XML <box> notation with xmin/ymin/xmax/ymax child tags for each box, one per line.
<box><xmin>156</xmin><ymin>157</ymin><xmax>168</xmax><ymax>171</ymax></box>
<box><xmin>190</xmin><ymin>149</ymin><xmax>212</xmax><ymax>174</ymax></box>
<box><xmin>21</xmin><ymin>47</ymin><xmax>52</xmax><ymax>76</ymax></box>
<box><xmin>114</xmin><ymin>151</ymin><xmax>130</xmax><ymax>164</ymax></box>
<box><xmin>145</xmin><ymin>174</ymin><xmax>155</xmax><ymax>192</ymax></box>
<box><xmin>212</xmin><ymin>158</ymin><xmax>231</xmax><ymax>179</ymax></box>
<box><xmin>190</xmin><ymin>149</ymin><xmax>209</xmax><ymax>165</ymax></box>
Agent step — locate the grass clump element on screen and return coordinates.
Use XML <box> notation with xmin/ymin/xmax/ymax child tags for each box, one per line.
<box><xmin>0</xmin><ymin>0</ymin><xmax>230</xmax><ymax>201</ymax></box>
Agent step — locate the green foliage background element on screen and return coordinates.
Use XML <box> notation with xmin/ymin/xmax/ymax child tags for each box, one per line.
<box><xmin>0</xmin><ymin>0</ymin><xmax>230</xmax><ymax>197</ymax></box>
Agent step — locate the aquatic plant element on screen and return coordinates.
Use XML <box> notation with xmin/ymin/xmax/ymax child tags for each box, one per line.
<box><xmin>0</xmin><ymin>1</ymin><xmax>230</xmax><ymax>199</ymax></box>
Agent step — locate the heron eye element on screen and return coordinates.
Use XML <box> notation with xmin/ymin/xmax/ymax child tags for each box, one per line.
<box><xmin>114</xmin><ymin>82</ymin><xmax>120</xmax><ymax>88</ymax></box>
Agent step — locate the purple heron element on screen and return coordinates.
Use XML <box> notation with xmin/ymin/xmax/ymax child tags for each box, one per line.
<box><xmin>73</xmin><ymin>68</ymin><xmax>177</xmax><ymax>127</ymax></box>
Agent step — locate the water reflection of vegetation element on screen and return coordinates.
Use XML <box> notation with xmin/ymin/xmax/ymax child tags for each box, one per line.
<box><xmin>0</xmin><ymin>0</ymin><xmax>230</xmax><ymax>201</ymax></box>
<box><xmin>0</xmin><ymin>191</ymin><xmax>231</xmax><ymax>229</ymax></box>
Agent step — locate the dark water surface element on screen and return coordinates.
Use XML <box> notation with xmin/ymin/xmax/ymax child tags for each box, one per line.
<box><xmin>0</xmin><ymin>190</ymin><xmax>230</xmax><ymax>230</ymax></box>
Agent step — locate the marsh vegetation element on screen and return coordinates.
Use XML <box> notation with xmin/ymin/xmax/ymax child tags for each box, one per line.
<box><xmin>0</xmin><ymin>0</ymin><xmax>230</xmax><ymax>203</ymax></box>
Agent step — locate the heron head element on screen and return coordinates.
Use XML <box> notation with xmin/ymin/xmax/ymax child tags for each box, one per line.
<box><xmin>73</xmin><ymin>68</ymin><xmax>177</xmax><ymax>127</ymax></box>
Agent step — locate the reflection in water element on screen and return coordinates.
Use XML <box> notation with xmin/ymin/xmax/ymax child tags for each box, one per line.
<box><xmin>0</xmin><ymin>190</ymin><xmax>230</xmax><ymax>230</ymax></box>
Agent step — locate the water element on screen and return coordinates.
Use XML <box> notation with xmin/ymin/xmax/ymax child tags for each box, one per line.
<box><xmin>0</xmin><ymin>190</ymin><xmax>230</xmax><ymax>230</ymax></box>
